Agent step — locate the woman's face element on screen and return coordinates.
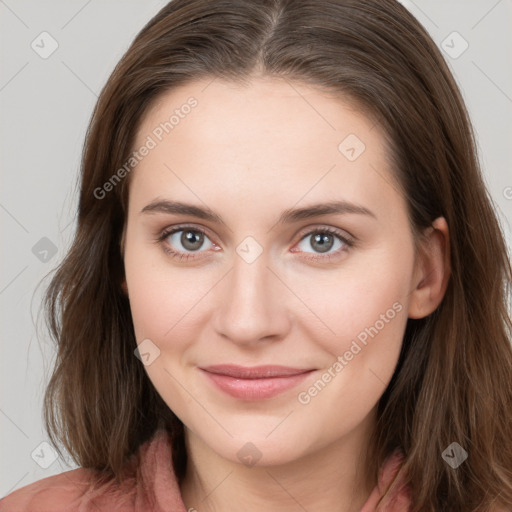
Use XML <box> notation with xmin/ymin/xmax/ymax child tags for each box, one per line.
<box><xmin>122</xmin><ymin>77</ymin><xmax>421</xmax><ymax>466</ymax></box>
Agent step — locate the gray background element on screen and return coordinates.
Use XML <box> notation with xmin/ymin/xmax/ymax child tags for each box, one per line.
<box><xmin>1</xmin><ymin>0</ymin><xmax>511</xmax><ymax>497</ymax></box>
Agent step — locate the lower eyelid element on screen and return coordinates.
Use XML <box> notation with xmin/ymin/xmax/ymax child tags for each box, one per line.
<box><xmin>292</xmin><ymin>233</ymin><xmax>352</xmax><ymax>257</ymax></box>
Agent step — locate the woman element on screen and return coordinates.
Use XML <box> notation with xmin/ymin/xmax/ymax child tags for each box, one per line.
<box><xmin>1</xmin><ymin>0</ymin><xmax>511</xmax><ymax>510</ymax></box>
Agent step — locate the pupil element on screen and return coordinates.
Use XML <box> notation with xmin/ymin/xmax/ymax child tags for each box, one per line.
<box><xmin>312</xmin><ymin>233</ymin><xmax>333</xmax><ymax>253</ymax></box>
<box><xmin>182</xmin><ymin>230</ymin><xmax>203</xmax><ymax>251</ymax></box>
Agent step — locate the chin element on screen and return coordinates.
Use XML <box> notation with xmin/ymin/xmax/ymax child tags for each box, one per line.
<box><xmin>197</xmin><ymin>425</ymin><xmax>315</xmax><ymax>468</ymax></box>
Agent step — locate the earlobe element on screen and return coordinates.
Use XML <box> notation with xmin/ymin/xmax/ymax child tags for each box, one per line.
<box><xmin>408</xmin><ymin>217</ymin><xmax>451</xmax><ymax>319</ymax></box>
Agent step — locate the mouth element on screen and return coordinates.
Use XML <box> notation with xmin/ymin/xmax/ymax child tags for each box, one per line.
<box><xmin>199</xmin><ymin>364</ymin><xmax>316</xmax><ymax>400</ymax></box>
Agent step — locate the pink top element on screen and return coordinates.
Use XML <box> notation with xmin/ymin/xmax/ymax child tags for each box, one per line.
<box><xmin>0</xmin><ymin>430</ymin><xmax>412</xmax><ymax>511</ymax></box>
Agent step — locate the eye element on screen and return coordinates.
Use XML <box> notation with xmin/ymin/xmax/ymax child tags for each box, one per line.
<box><xmin>157</xmin><ymin>225</ymin><xmax>217</xmax><ymax>261</ymax></box>
<box><xmin>156</xmin><ymin>224</ymin><xmax>355</xmax><ymax>263</ymax></box>
<box><xmin>292</xmin><ymin>227</ymin><xmax>354</xmax><ymax>261</ymax></box>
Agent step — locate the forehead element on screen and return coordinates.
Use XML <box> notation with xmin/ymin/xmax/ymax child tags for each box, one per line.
<box><xmin>135</xmin><ymin>76</ymin><xmax>382</xmax><ymax>150</ymax></box>
<box><xmin>128</xmin><ymin>77</ymin><xmax>402</xmax><ymax>222</ymax></box>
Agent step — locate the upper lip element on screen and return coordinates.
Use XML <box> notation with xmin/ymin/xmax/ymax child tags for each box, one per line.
<box><xmin>200</xmin><ymin>364</ymin><xmax>314</xmax><ymax>379</ymax></box>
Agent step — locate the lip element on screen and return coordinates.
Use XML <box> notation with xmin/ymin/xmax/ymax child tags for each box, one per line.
<box><xmin>199</xmin><ymin>364</ymin><xmax>315</xmax><ymax>400</ymax></box>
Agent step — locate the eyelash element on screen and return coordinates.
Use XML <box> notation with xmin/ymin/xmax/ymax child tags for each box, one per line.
<box><xmin>155</xmin><ymin>224</ymin><xmax>355</xmax><ymax>263</ymax></box>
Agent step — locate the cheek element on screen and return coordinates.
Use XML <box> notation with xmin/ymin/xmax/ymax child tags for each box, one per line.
<box><xmin>288</xmin><ymin>243</ymin><xmax>413</xmax><ymax>356</ymax></box>
<box><xmin>294</xmin><ymin>287</ymin><xmax>408</xmax><ymax>437</ymax></box>
<box><xmin>123</xmin><ymin>260</ymin><xmax>211</xmax><ymax>431</ymax></box>
<box><xmin>125</xmin><ymin>262</ymin><xmax>204</xmax><ymax>414</ymax></box>
<box><xmin>124</xmin><ymin>251</ymin><xmax>222</xmax><ymax>388</ymax></box>
<box><xmin>127</xmin><ymin>275</ymin><xmax>203</xmax><ymax>348</ymax></box>
<box><xmin>123</xmin><ymin>232</ymin><xmax>199</xmax><ymax>338</ymax></box>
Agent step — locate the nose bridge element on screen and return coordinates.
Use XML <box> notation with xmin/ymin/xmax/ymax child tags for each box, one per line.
<box><xmin>233</xmin><ymin>247</ymin><xmax>270</xmax><ymax>300</ymax></box>
<box><xmin>213</xmin><ymin>247</ymin><xmax>289</xmax><ymax>344</ymax></box>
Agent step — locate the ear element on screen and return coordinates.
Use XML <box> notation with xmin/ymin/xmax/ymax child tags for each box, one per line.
<box><xmin>408</xmin><ymin>217</ymin><xmax>451</xmax><ymax>319</ymax></box>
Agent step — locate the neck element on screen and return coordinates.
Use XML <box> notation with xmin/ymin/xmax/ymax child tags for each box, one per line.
<box><xmin>179</xmin><ymin>410</ymin><xmax>378</xmax><ymax>512</ymax></box>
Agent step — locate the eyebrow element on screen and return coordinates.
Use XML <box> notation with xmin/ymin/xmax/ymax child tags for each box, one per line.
<box><xmin>139</xmin><ymin>199</ymin><xmax>376</xmax><ymax>225</ymax></box>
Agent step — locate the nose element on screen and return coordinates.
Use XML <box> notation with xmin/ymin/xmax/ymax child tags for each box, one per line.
<box><xmin>211</xmin><ymin>249</ymin><xmax>291</xmax><ymax>347</ymax></box>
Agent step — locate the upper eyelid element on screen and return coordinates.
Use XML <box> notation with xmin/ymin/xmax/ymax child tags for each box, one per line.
<box><xmin>295</xmin><ymin>225</ymin><xmax>354</xmax><ymax>241</ymax></box>
<box><xmin>159</xmin><ymin>224</ymin><xmax>213</xmax><ymax>242</ymax></box>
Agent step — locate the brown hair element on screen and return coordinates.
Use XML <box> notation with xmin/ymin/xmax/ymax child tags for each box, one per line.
<box><xmin>41</xmin><ymin>0</ymin><xmax>512</xmax><ymax>510</ymax></box>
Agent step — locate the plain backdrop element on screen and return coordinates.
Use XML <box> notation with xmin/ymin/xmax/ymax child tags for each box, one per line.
<box><xmin>1</xmin><ymin>0</ymin><xmax>511</xmax><ymax>497</ymax></box>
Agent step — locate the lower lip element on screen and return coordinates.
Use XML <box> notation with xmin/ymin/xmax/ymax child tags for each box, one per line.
<box><xmin>201</xmin><ymin>370</ymin><xmax>314</xmax><ymax>401</ymax></box>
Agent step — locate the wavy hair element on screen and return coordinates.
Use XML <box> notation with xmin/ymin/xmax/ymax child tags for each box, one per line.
<box><xmin>41</xmin><ymin>1</ymin><xmax>512</xmax><ymax>510</ymax></box>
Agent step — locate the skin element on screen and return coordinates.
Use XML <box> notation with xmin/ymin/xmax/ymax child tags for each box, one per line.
<box><xmin>121</xmin><ymin>76</ymin><xmax>450</xmax><ymax>512</ymax></box>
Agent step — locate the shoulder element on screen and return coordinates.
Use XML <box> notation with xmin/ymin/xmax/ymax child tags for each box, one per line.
<box><xmin>361</xmin><ymin>449</ymin><xmax>412</xmax><ymax>511</ymax></box>
<box><xmin>0</xmin><ymin>467</ymin><xmax>98</xmax><ymax>512</ymax></box>
<box><xmin>0</xmin><ymin>429</ymin><xmax>186</xmax><ymax>512</ymax></box>
<box><xmin>363</xmin><ymin>450</ymin><xmax>510</xmax><ymax>512</ymax></box>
